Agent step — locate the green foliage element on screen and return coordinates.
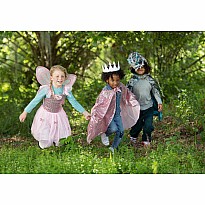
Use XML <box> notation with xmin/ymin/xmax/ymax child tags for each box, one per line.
<box><xmin>149</xmin><ymin>138</ymin><xmax>205</xmax><ymax>174</ymax></box>
<box><xmin>0</xmin><ymin>136</ymin><xmax>204</xmax><ymax>174</ymax></box>
<box><xmin>1</xmin><ymin>31</ymin><xmax>205</xmax><ymax>104</ymax></box>
<box><xmin>170</xmin><ymin>86</ymin><xmax>205</xmax><ymax>139</ymax></box>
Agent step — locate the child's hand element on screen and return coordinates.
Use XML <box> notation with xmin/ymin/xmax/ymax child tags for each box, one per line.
<box><xmin>19</xmin><ymin>111</ymin><xmax>27</xmax><ymax>122</ymax></box>
<box><xmin>83</xmin><ymin>111</ymin><xmax>91</xmax><ymax>120</ymax></box>
<box><xmin>158</xmin><ymin>104</ymin><xmax>163</xmax><ymax>112</ymax></box>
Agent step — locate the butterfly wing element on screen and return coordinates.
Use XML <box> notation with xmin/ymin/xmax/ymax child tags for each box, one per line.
<box><xmin>64</xmin><ymin>74</ymin><xmax>77</xmax><ymax>95</ymax></box>
<box><xmin>36</xmin><ymin>66</ymin><xmax>50</xmax><ymax>85</ymax></box>
<box><xmin>63</xmin><ymin>74</ymin><xmax>76</xmax><ymax>87</ymax></box>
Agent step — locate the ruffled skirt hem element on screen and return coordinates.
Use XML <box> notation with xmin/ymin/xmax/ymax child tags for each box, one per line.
<box><xmin>31</xmin><ymin>105</ymin><xmax>71</xmax><ymax>147</ymax></box>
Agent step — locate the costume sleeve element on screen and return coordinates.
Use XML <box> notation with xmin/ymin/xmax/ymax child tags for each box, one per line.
<box><xmin>66</xmin><ymin>91</ymin><xmax>85</xmax><ymax>113</ymax></box>
<box><xmin>126</xmin><ymin>75</ymin><xmax>138</xmax><ymax>93</ymax></box>
<box><xmin>126</xmin><ymin>77</ymin><xmax>134</xmax><ymax>92</ymax></box>
<box><xmin>149</xmin><ymin>77</ymin><xmax>162</xmax><ymax>104</ymax></box>
<box><xmin>24</xmin><ymin>87</ymin><xmax>47</xmax><ymax>113</ymax></box>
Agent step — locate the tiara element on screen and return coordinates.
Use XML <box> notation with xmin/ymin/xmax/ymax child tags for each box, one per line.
<box><xmin>102</xmin><ymin>62</ymin><xmax>120</xmax><ymax>73</ymax></box>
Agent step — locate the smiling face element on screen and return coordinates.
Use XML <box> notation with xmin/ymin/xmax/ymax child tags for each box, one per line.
<box><xmin>106</xmin><ymin>74</ymin><xmax>121</xmax><ymax>89</ymax></box>
<box><xmin>135</xmin><ymin>66</ymin><xmax>145</xmax><ymax>75</ymax></box>
<box><xmin>50</xmin><ymin>69</ymin><xmax>66</xmax><ymax>88</ymax></box>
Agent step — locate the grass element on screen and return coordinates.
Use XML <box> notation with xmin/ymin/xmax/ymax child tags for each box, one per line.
<box><xmin>0</xmin><ymin>102</ymin><xmax>204</xmax><ymax>174</ymax></box>
<box><xmin>0</xmin><ymin>127</ymin><xmax>204</xmax><ymax>174</ymax></box>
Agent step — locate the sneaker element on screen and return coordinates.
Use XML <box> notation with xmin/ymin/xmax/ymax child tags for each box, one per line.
<box><xmin>130</xmin><ymin>136</ymin><xmax>137</xmax><ymax>144</ymax></box>
<box><xmin>142</xmin><ymin>141</ymin><xmax>150</xmax><ymax>147</ymax></box>
<box><xmin>109</xmin><ymin>147</ymin><xmax>114</xmax><ymax>154</ymax></box>
<box><xmin>101</xmin><ymin>133</ymin><xmax>109</xmax><ymax>146</ymax></box>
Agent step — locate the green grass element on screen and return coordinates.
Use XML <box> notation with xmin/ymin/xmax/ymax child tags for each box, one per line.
<box><xmin>0</xmin><ymin>133</ymin><xmax>204</xmax><ymax>174</ymax></box>
<box><xmin>0</xmin><ymin>94</ymin><xmax>204</xmax><ymax>174</ymax></box>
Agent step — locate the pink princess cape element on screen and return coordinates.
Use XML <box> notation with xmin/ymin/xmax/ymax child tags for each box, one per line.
<box><xmin>87</xmin><ymin>83</ymin><xmax>140</xmax><ymax>143</ymax></box>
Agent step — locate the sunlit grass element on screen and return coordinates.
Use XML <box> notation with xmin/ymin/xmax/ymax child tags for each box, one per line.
<box><xmin>0</xmin><ymin>82</ymin><xmax>204</xmax><ymax>174</ymax></box>
<box><xmin>0</xmin><ymin>134</ymin><xmax>204</xmax><ymax>174</ymax></box>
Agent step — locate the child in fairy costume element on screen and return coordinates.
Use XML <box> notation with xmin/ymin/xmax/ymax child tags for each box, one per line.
<box><xmin>87</xmin><ymin>62</ymin><xmax>140</xmax><ymax>153</ymax></box>
<box><xmin>127</xmin><ymin>52</ymin><xmax>163</xmax><ymax>146</ymax></box>
<box><xmin>19</xmin><ymin>65</ymin><xmax>91</xmax><ymax>149</ymax></box>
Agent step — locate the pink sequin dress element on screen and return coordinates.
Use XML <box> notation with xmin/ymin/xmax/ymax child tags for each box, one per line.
<box><xmin>26</xmin><ymin>66</ymin><xmax>81</xmax><ymax>149</ymax></box>
<box><xmin>31</xmin><ymin>91</ymin><xmax>71</xmax><ymax>149</ymax></box>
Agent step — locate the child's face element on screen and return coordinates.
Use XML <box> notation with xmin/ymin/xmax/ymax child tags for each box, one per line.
<box><xmin>51</xmin><ymin>69</ymin><xmax>66</xmax><ymax>88</ymax></box>
<box><xmin>106</xmin><ymin>74</ymin><xmax>120</xmax><ymax>89</ymax></box>
<box><xmin>135</xmin><ymin>66</ymin><xmax>145</xmax><ymax>75</ymax></box>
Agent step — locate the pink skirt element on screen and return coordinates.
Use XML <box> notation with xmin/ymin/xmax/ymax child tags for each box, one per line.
<box><xmin>31</xmin><ymin>105</ymin><xmax>71</xmax><ymax>148</ymax></box>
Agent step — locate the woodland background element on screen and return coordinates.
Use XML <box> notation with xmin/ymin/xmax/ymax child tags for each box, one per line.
<box><xmin>0</xmin><ymin>31</ymin><xmax>204</xmax><ymax>174</ymax></box>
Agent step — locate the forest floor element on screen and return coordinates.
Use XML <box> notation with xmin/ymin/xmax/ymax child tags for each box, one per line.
<box><xmin>0</xmin><ymin>115</ymin><xmax>204</xmax><ymax>151</ymax></box>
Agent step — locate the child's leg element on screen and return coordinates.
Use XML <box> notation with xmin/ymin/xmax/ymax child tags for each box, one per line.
<box><xmin>101</xmin><ymin>119</ymin><xmax>117</xmax><ymax>146</ymax></box>
<box><xmin>105</xmin><ymin>119</ymin><xmax>118</xmax><ymax>138</ymax></box>
<box><xmin>111</xmin><ymin>115</ymin><xmax>124</xmax><ymax>149</ymax></box>
<box><xmin>142</xmin><ymin>107</ymin><xmax>154</xmax><ymax>142</ymax></box>
<box><xmin>101</xmin><ymin>133</ymin><xmax>109</xmax><ymax>146</ymax></box>
<box><xmin>39</xmin><ymin>139</ymin><xmax>53</xmax><ymax>149</ymax></box>
<box><xmin>129</xmin><ymin>111</ymin><xmax>144</xmax><ymax>141</ymax></box>
<box><xmin>101</xmin><ymin>118</ymin><xmax>118</xmax><ymax>146</ymax></box>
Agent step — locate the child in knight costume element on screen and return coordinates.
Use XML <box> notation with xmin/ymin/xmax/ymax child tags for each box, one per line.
<box><xmin>87</xmin><ymin>62</ymin><xmax>140</xmax><ymax>153</ymax></box>
<box><xmin>127</xmin><ymin>52</ymin><xmax>163</xmax><ymax>146</ymax></box>
<box><xmin>19</xmin><ymin>65</ymin><xmax>91</xmax><ymax>149</ymax></box>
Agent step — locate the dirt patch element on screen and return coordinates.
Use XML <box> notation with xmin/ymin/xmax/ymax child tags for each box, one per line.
<box><xmin>0</xmin><ymin>135</ymin><xmax>37</xmax><ymax>148</ymax></box>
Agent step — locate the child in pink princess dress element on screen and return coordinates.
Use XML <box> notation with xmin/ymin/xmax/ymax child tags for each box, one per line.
<box><xmin>19</xmin><ymin>65</ymin><xmax>91</xmax><ymax>149</ymax></box>
<box><xmin>87</xmin><ymin>62</ymin><xmax>140</xmax><ymax>153</ymax></box>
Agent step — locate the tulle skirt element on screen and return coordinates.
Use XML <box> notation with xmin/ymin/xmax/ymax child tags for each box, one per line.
<box><xmin>31</xmin><ymin>105</ymin><xmax>71</xmax><ymax>148</ymax></box>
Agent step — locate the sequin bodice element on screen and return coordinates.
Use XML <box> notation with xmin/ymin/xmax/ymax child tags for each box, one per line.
<box><xmin>43</xmin><ymin>95</ymin><xmax>65</xmax><ymax>113</ymax></box>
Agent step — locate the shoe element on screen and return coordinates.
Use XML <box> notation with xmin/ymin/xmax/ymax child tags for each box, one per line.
<box><xmin>101</xmin><ymin>133</ymin><xmax>109</xmax><ymax>146</ymax></box>
<box><xmin>109</xmin><ymin>147</ymin><xmax>114</xmax><ymax>154</ymax></box>
<box><xmin>142</xmin><ymin>141</ymin><xmax>150</xmax><ymax>147</ymax></box>
<box><xmin>53</xmin><ymin>141</ymin><xmax>59</xmax><ymax>147</ymax></box>
<box><xmin>130</xmin><ymin>136</ymin><xmax>137</xmax><ymax>144</ymax></box>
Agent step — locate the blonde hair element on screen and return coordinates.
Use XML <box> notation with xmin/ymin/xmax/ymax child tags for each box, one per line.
<box><xmin>50</xmin><ymin>65</ymin><xmax>68</xmax><ymax>78</ymax></box>
<box><xmin>49</xmin><ymin>65</ymin><xmax>68</xmax><ymax>96</ymax></box>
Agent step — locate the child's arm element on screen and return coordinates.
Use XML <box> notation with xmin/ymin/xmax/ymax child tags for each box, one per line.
<box><xmin>19</xmin><ymin>86</ymin><xmax>47</xmax><ymax>122</ymax></box>
<box><xmin>82</xmin><ymin>111</ymin><xmax>91</xmax><ymax>120</ymax></box>
<box><xmin>151</xmin><ymin>88</ymin><xmax>163</xmax><ymax>112</ymax></box>
<box><xmin>149</xmin><ymin>77</ymin><xmax>163</xmax><ymax>111</ymax></box>
<box><xmin>126</xmin><ymin>77</ymin><xmax>135</xmax><ymax>92</ymax></box>
<box><xmin>158</xmin><ymin>104</ymin><xmax>163</xmax><ymax>112</ymax></box>
<box><xmin>67</xmin><ymin>91</ymin><xmax>91</xmax><ymax>120</ymax></box>
<box><xmin>19</xmin><ymin>111</ymin><xmax>28</xmax><ymax>122</ymax></box>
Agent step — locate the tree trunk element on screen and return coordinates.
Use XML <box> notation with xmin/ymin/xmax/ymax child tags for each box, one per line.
<box><xmin>37</xmin><ymin>31</ymin><xmax>52</xmax><ymax>68</ymax></box>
